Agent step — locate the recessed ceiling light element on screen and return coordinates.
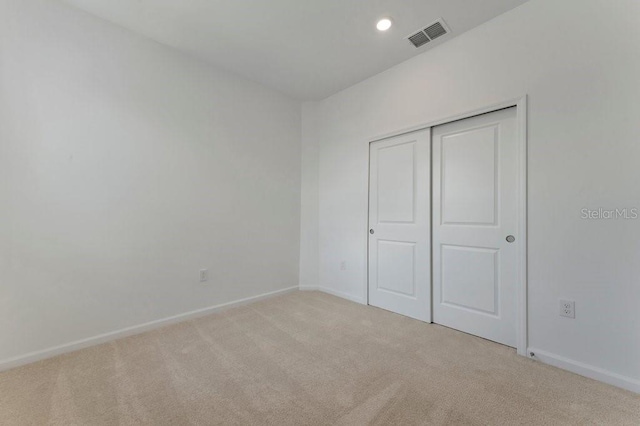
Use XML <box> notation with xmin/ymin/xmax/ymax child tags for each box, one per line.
<box><xmin>376</xmin><ymin>18</ymin><xmax>393</xmax><ymax>32</ymax></box>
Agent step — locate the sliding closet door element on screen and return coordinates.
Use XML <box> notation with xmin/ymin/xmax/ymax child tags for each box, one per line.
<box><xmin>432</xmin><ymin>107</ymin><xmax>518</xmax><ymax>347</ymax></box>
<box><xmin>368</xmin><ymin>129</ymin><xmax>431</xmax><ymax>322</ymax></box>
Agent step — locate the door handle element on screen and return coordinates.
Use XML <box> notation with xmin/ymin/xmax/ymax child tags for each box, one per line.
<box><xmin>370</xmin><ymin>229</ymin><xmax>375</xmax><ymax>235</ymax></box>
<box><xmin>506</xmin><ymin>235</ymin><xmax>515</xmax><ymax>243</ymax></box>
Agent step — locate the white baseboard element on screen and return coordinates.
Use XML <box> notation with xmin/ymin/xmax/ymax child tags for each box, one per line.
<box><xmin>299</xmin><ymin>285</ymin><xmax>366</xmax><ymax>305</ymax></box>
<box><xmin>0</xmin><ymin>286</ymin><xmax>298</xmax><ymax>373</ymax></box>
<box><xmin>528</xmin><ymin>347</ymin><xmax>640</xmax><ymax>394</ymax></box>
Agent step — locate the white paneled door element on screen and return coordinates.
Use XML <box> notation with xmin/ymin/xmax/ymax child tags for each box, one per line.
<box><xmin>368</xmin><ymin>129</ymin><xmax>431</xmax><ymax>322</ymax></box>
<box><xmin>432</xmin><ymin>107</ymin><xmax>518</xmax><ymax>347</ymax></box>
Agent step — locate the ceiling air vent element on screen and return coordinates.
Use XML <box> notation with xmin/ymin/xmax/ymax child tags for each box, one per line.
<box><xmin>407</xmin><ymin>18</ymin><xmax>450</xmax><ymax>49</ymax></box>
<box><xmin>425</xmin><ymin>21</ymin><xmax>447</xmax><ymax>40</ymax></box>
<box><xmin>408</xmin><ymin>31</ymin><xmax>430</xmax><ymax>48</ymax></box>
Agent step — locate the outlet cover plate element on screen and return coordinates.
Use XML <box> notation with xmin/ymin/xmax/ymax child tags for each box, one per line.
<box><xmin>559</xmin><ymin>299</ymin><xmax>575</xmax><ymax>318</ymax></box>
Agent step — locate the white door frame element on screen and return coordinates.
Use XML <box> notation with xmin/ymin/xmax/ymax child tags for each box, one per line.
<box><xmin>366</xmin><ymin>95</ymin><xmax>528</xmax><ymax>356</ymax></box>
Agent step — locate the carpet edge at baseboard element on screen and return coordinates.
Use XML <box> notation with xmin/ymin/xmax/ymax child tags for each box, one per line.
<box><xmin>299</xmin><ymin>285</ymin><xmax>366</xmax><ymax>305</ymax></box>
<box><xmin>528</xmin><ymin>347</ymin><xmax>640</xmax><ymax>394</ymax></box>
<box><xmin>0</xmin><ymin>286</ymin><xmax>298</xmax><ymax>373</ymax></box>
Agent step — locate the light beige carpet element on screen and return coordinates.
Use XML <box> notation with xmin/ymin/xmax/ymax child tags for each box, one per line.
<box><xmin>1</xmin><ymin>291</ymin><xmax>638</xmax><ymax>425</ymax></box>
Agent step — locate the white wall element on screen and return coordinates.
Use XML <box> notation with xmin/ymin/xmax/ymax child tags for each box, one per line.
<box><xmin>299</xmin><ymin>103</ymin><xmax>320</xmax><ymax>289</ymax></box>
<box><xmin>0</xmin><ymin>0</ymin><xmax>301</xmax><ymax>364</ymax></box>
<box><xmin>301</xmin><ymin>0</ymin><xmax>640</xmax><ymax>390</ymax></box>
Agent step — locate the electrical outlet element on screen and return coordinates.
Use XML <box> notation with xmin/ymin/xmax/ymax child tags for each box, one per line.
<box><xmin>199</xmin><ymin>269</ymin><xmax>209</xmax><ymax>283</ymax></box>
<box><xmin>559</xmin><ymin>299</ymin><xmax>575</xmax><ymax>318</ymax></box>
<box><xmin>340</xmin><ymin>261</ymin><xmax>347</xmax><ymax>271</ymax></box>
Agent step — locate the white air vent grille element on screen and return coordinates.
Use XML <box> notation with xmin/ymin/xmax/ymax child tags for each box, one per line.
<box><xmin>425</xmin><ymin>22</ymin><xmax>447</xmax><ymax>40</ymax></box>
<box><xmin>407</xmin><ymin>19</ymin><xmax>450</xmax><ymax>49</ymax></box>
<box><xmin>408</xmin><ymin>31</ymin><xmax>430</xmax><ymax>48</ymax></box>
